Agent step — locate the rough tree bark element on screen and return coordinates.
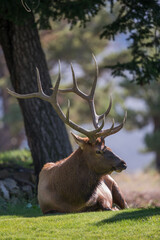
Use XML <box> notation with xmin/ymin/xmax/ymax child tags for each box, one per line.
<box><xmin>0</xmin><ymin>14</ymin><xmax>72</xmax><ymax>176</ymax></box>
<box><xmin>153</xmin><ymin>117</ymin><xmax>160</xmax><ymax>171</ymax></box>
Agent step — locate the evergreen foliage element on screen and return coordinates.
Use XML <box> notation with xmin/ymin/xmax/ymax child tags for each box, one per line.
<box><xmin>0</xmin><ymin>0</ymin><xmax>106</xmax><ymax>28</ymax></box>
<box><xmin>101</xmin><ymin>0</ymin><xmax>160</xmax><ymax>85</ymax></box>
<box><xmin>0</xmin><ymin>0</ymin><xmax>159</xmax><ymax>86</ymax></box>
<box><xmin>145</xmin><ymin>130</ymin><xmax>160</xmax><ymax>152</ymax></box>
<box><xmin>121</xmin><ymin>79</ymin><xmax>160</xmax><ymax>169</ymax></box>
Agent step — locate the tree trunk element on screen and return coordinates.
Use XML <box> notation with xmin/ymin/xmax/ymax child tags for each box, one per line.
<box><xmin>0</xmin><ymin>15</ymin><xmax>72</xmax><ymax>176</ymax></box>
<box><xmin>155</xmin><ymin>152</ymin><xmax>160</xmax><ymax>172</ymax></box>
<box><xmin>153</xmin><ymin>116</ymin><xmax>160</xmax><ymax>171</ymax></box>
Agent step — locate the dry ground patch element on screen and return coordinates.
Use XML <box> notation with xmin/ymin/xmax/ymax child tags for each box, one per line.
<box><xmin>113</xmin><ymin>171</ymin><xmax>160</xmax><ymax>208</ymax></box>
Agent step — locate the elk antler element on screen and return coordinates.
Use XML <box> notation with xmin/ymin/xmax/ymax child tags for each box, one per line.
<box><xmin>56</xmin><ymin>55</ymin><xmax>112</xmax><ymax>129</ymax></box>
<box><xmin>7</xmin><ymin>56</ymin><xmax>126</xmax><ymax>143</ymax></box>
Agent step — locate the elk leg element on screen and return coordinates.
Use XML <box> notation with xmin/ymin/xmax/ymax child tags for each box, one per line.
<box><xmin>83</xmin><ymin>187</ymin><xmax>112</xmax><ymax>212</ymax></box>
<box><xmin>103</xmin><ymin>175</ymin><xmax>128</xmax><ymax>210</ymax></box>
<box><xmin>111</xmin><ymin>181</ymin><xmax>128</xmax><ymax>209</ymax></box>
<box><xmin>83</xmin><ymin>201</ymin><xmax>112</xmax><ymax>212</ymax></box>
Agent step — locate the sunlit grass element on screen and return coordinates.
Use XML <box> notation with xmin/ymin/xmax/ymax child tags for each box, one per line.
<box><xmin>0</xmin><ymin>204</ymin><xmax>160</xmax><ymax>239</ymax></box>
<box><xmin>0</xmin><ymin>149</ymin><xmax>32</xmax><ymax>168</ymax></box>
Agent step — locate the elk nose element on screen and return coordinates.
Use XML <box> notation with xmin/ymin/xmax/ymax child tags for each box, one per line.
<box><xmin>117</xmin><ymin>160</ymin><xmax>127</xmax><ymax>170</ymax></box>
<box><xmin>120</xmin><ymin>160</ymin><xmax>127</xmax><ymax>169</ymax></box>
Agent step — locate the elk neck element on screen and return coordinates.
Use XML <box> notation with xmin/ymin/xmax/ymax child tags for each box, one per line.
<box><xmin>57</xmin><ymin>147</ymin><xmax>102</xmax><ymax>204</ymax></box>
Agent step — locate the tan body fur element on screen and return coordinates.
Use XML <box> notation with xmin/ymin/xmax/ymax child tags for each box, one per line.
<box><xmin>38</xmin><ymin>138</ymin><xmax>127</xmax><ymax>214</ymax></box>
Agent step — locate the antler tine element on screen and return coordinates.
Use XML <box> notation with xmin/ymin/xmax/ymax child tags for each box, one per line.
<box><xmin>48</xmin><ymin>62</ymin><xmax>106</xmax><ymax>142</ymax></box>
<box><xmin>98</xmin><ymin>111</ymin><xmax>127</xmax><ymax>139</ymax></box>
<box><xmin>63</xmin><ymin>98</ymin><xmax>105</xmax><ymax>142</ymax></box>
<box><xmin>89</xmin><ymin>54</ymin><xmax>98</xmax><ymax>99</ymax></box>
<box><xmin>66</xmin><ymin>115</ymin><xmax>105</xmax><ymax>143</ymax></box>
<box><xmin>70</xmin><ymin>64</ymin><xmax>89</xmax><ymax>100</ymax></box>
<box><xmin>66</xmin><ymin>99</ymin><xmax>70</xmax><ymax>122</ymax></box>
<box><xmin>36</xmin><ymin>67</ymin><xmax>43</xmax><ymax>93</ymax></box>
<box><xmin>86</xmin><ymin>54</ymin><xmax>100</xmax><ymax>129</ymax></box>
<box><xmin>52</xmin><ymin>61</ymin><xmax>61</xmax><ymax>101</ymax></box>
<box><xmin>109</xmin><ymin>111</ymin><xmax>127</xmax><ymax>135</ymax></box>
<box><xmin>81</xmin><ymin>116</ymin><xmax>105</xmax><ymax>142</ymax></box>
<box><xmin>98</xmin><ymin>96</ymin><xmax>112</xmax><ymax>122</ymax></box>
<box><xmin>60</xmin><ymin>98</ymin><xmax>105</xmax><ymax>143</ymax></box>
<box><xmin>7</xmin><ymin>68</ymin><xmax>50</xmax><ymax>102</ymax></box>
<box><xmin>58</xmin><ymin>56</ymin><xmax>98</xmax><ymax>102</ymax></box>
<box><xmin>96</xmin><ymin>118</ymin><xmax>115</xmax><ymax>138</ymax></box>
<box><xmin>53</xmin><ymin>56</ymin><xmax>108</xmax><ymax>130</ymax></box>
<box><xmin>57</xmin><ymin>63</ymin><xmax>88</xmax><ymax>100</ymax></box>
<box><xmin>21</xmin><ymin>0</ymin><xmax>31</xmax><ymax>12</ymax></box>
<box><xmin>70</xmin><ymin>63</ymin><xmax>78</xmax><ymax>91</ymax></box>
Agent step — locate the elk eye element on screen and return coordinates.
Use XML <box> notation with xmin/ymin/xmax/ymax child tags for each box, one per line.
<box><xmin>96</xmin><ymin>150</ymin><xmax>103</xmax><ymax>154</ymax></box>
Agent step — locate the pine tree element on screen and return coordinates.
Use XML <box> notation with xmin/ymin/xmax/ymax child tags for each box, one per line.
<box><xmin>121</xmin><ymin>80</ymin><xmax>160</xmax><ymax>171</ymax></box>
<box><xmin>101</xmin><ymin>0</ymin><xmax>160</xmax><ymax>85</ymax></box>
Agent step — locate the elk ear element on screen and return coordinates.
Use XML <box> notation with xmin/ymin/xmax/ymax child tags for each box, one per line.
<box><xmin>71</xmin><ymin>132</ymin><xmax>85</xmax><ymax>149</ymax></box>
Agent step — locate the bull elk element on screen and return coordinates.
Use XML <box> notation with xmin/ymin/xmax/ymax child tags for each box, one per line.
<box><xmin>7</xmin><ymin>55</ymin><xmax>128</xmax><ymax>213</ymax></box>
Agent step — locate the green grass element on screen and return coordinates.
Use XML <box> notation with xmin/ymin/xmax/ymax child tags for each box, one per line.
<box><xmin>0</xmin><ymin>149</ymin><xmax>32</xmax><ymax>168</ymax></box>
<box><xmin>0</xmin><ymin>205</ymin><xmax>160</xmax><ymax>239</ymax></box>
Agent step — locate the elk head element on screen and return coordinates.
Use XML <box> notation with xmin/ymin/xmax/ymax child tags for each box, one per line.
<box><xmin>7</xmin><ymin>55</ymin><xmax>127</xmax><ymax>173</ymax></box>
<box><xmin>71</xmin><ymin>133</ymin><xmax>127</xmax><ymax>174</ymax></box>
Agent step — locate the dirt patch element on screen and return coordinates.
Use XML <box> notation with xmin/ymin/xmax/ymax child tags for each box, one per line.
<box><xmin>112</xmin><ymin>171</ymin><xmax>160</xmax><ymax>208</ymax></box>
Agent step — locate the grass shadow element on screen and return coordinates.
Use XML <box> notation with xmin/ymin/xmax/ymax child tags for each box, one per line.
<box><xmin>0</xmin><ymin>203</ymin><xmax>74</xmax><ymax>218</ymax></box>
<box><xmin>96</xmin><ymin>207</ymin><xmax>160</xmax><ymax>226</ymax></box>
<box><xmin>0</xmin><ymin>208</ymin><xmax>43</xmax><ymax>218</ymax></box>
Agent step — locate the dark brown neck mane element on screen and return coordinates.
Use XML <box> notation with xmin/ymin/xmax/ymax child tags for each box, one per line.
<box><xmin>58</xmin><ymin>148</ymin><xmax>101</xmax><ymax>205</ymax></box>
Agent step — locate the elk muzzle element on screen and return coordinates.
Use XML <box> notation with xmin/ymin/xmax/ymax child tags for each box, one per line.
<box><xmin>114</xmin><ymin>160</ymin><xmax>127</xmax><ymax>172</ymax></box>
